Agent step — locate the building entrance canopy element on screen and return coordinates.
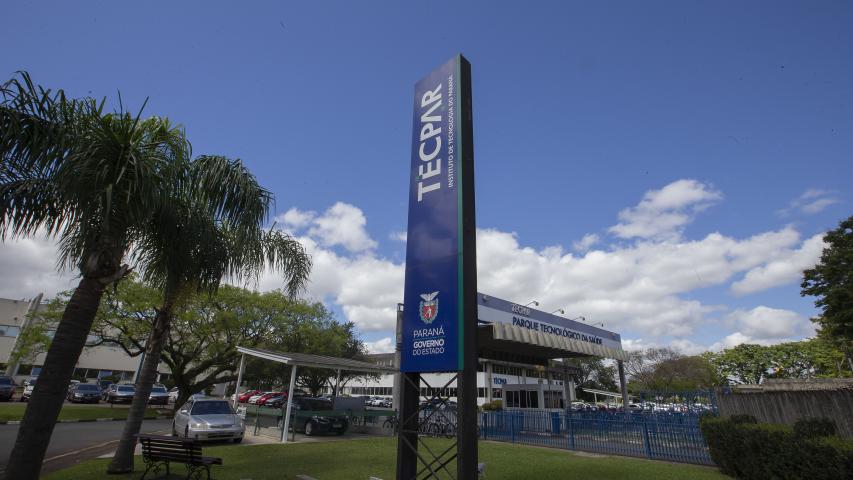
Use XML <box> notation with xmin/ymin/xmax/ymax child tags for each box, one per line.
<box><xmin>475</xmin><ymin>293</ymin><xmax>628</xmax><ymax>362</ymax></box>
<box><xmin>478</xmin><ymin>322</ymin><xmax>629</xmax><ymax>362</ymax></box>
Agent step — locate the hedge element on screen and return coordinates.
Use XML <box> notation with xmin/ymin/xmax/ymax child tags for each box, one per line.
<box><xmin>701</xmin><ymin>416</ymin><xmax>853</xmax><ymax>479</ymax></box>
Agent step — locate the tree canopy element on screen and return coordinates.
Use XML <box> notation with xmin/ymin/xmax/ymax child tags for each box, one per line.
<box><xmin>802</xmin><ymin>214</ymin><xmax>853</xmax><ymax>367</ymax></box>
<box><xmin>37</xmin><ymin>277</ymin><xmax>367</xmax><ymax>405</ymax></box>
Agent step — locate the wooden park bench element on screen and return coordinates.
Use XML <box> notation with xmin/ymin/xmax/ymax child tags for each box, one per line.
<box><xmin>135</xmin><ymin>434</ymin><xmax>222</xmax><ymax>479</ymax></box>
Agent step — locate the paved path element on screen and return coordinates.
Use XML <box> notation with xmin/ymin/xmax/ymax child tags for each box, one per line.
<box><xmin>0</xmin><ymin>419</ymin><xmax>172</xmax><ymax>475</ymax></box>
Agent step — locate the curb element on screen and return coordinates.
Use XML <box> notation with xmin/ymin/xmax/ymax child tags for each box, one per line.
<box><xmin>0</xmin><ymin>416</ymin><xmax>172</xmax><ymax>425</ymax></box>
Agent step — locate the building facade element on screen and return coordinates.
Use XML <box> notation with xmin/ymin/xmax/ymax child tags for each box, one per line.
<box><xmin>0</xmin><ymin>296</ymin><xmax>153</xmax><ymax>385</ymax></box>
<box><xmin>335</xmin><ymin>353</ymin><xmax>575</xmax><ymax>407</ymax></box>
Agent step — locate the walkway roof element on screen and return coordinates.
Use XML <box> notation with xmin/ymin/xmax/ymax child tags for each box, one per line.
<box><xmin>235</xmin><ymin>346</ymin><xmax>398</xmax><ymax>374</ymax></box>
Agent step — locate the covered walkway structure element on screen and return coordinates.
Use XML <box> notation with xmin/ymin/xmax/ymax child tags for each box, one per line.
<box><xmin>233</xmin><ymin>346</ymin><xmax>397</xmax><ymax>443</ymax></box>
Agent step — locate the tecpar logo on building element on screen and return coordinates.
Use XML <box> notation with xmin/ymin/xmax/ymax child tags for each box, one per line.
<box><xmin>419</xmin><ymin>291</ymin><xmax>439</xmax><ymax>324</ymax></box>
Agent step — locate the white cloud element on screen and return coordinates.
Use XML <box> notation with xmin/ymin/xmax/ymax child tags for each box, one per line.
<box><xmin>275</xmin><ymin>202</ymin><xmax>377</xmax><ymax>253</ymax></box>
<box><xmin>365</xmin><ymin>337</ymin><xmax>395</xmax><ymax>354</ymax></box>
<box><xmin>258</xmin><ymin>234</ymin><xmax>403</xmax><ymax>332</ymax></box>
<box><xmin>706</xmin><ymin>306</ymin><xmax>814</xmax><ymax>350</ymax></box>
<box><xmin>623</xmin><ymin>338</ymin><xmax>709</xmax><ymax>355</ymax></box>
<box><xmin>727</xmin><ymin>306</ymin><xmax>809</xmax><ymax>339</ymax></box>
<box><xmin>668</xmin><ymin>339</ymin><xmax>709</xmax><ymax>356</ymax></box>
<box><xmin>389</xmin><ymin>231</ymin><xmax>407</xmax><ymax>242</ymax></box>
<box><xmin>474</xmin><ymin>224</ymin><xmax>808</xmax><ymax>337</ymax></box>
<box><xmin>276</xmin><ymin>207</ymin><xmax>316</xmax><ymax>229</ymax></box>
<box><xmin>572</xmin><ymin>234</ymin><xmax>599</xmax><ymax>252</ymax></box>
<box><xmin>609</xmin><ymin>179</ymin><xmax>722</xmax><ymax>240</ymax></box>
<box><xmin>308</xmin><ymin>202</ymin><xmax>378</xmax><ymax>252</ymax></box>
<box><xmin>1</xmin><ymin>192</ymin><xmax>824</xmax><ymax>354</ymax></box>
<box><xmin>0</xmin><ymin>234</ymin><xmax>77</xmax><ymax>299</ymax></box>
<box><xmin>731</xmin><ymin>233</ymin><xmax>825</xmax><ymax>296</ymax></box>
<box><xmin>622</xmin><ymin>339</ymin><xmax>654</xmax><ymax>352</ymax></box>
<box><xmin>778</xmin><ymin>189</ymin><xmax>841</xmax><ymax>216</ymax></box>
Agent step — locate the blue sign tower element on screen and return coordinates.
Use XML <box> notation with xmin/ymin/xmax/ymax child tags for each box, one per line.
<box><xmin>397</xmin><ymin>54</ymin><xmax>478</xmax><ymax>480</ymax></box>
<box><xmin>401</xmin><ymin>55</ymin><xmax>473</xmax><ymax>373</ymax></box>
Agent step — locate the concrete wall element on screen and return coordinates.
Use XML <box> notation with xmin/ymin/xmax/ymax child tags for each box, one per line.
<box><xmin>716</xmin><ymin>387</ymin><xmax>853</xmax><ymax>438</ymax></box>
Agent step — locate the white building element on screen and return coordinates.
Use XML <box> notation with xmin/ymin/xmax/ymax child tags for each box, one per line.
<box><xmin>0</xmin><ymin>295</ymin><xmax>164</xmax><ymax>386</ymax></box>
<box><xmin>335</xmin><ymin>353</ymin><xmax>576</xmax><ymax>408</ymax></box>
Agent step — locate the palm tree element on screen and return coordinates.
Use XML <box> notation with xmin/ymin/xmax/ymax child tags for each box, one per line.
<box><xmin>1</xmin><ymin>73</ymin><xmax>188</xmax><ymax>480</ymax></box>
<box><xmin>106</xmin><ymin>154</ymin><xmax>311</xmax><ymax>473</ymax></box>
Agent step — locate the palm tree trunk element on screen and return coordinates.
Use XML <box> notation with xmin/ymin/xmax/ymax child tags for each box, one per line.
<box><xmin>4</xmin><ymin>277</ymin><xmax>107</xmax><ymax>480</ymax></box>
<box><xmin>107</xmin><ymin>307</ymin><xmax>171</xmax><ymax>474</ymax></box>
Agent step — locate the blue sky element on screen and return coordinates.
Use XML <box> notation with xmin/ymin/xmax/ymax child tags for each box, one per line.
<box><xmin>1</xmin><ymin>1</ymin><xmax>851</xmax><ymax>354</ymax></box>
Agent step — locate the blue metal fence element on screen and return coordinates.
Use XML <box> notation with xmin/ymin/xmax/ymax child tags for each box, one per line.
<box><xmin>479</xmin><ymin>409</ymin><xmax>714</xmax><ymax>466</ymax></box>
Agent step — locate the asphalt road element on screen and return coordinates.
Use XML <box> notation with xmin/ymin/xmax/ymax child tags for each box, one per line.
<box><xmin>0</xmin><ymin>419</ymin><xmax>172</xmax><ymax>474</ymax></box>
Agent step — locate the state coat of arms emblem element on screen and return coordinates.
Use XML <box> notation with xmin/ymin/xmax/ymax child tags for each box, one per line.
<box><xmin>419</xmin><ymin>291</ymin><xmax>439</xmax><ymax>324</ymax></box>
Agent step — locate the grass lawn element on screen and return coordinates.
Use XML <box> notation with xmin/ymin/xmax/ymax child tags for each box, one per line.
<box><xmin>0</xmin><ymin>403</ymin><xmax>169</xmax><ymax>422</ymax></box>
<box><xmin>43</xmin><ymin>437</ymin><xmax>729</xmax><ymax>480</ymax></box>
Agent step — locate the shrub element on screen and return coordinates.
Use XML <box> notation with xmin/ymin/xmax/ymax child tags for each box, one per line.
<box><xmin>729</xmin><ymin>414</ymin><xmax>757</xmax><ymax>424</ymax></box>
<box><xmin>793</xmin><ymin>417</ymin><xmax>837</xmax><ymax>439</ymax></box>
<box><xmin>480</xmin><ymin>400</ymin><xmax>503</xmax><ymax>411</ymax></box>
<box><xmin>700</xmin><ymin>416</ymin><xmax>853</xmax><ymax>479</ymax></box>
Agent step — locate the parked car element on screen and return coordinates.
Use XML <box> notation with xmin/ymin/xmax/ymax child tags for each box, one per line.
<box><xmin>173</xmin><ymin>398</ymin><xmax>244</xmax><ymax>442</ymax></box>
<box><xmin>21</xmin><ymin>377</ymin><xmax>37</xmax><ymax>402</ymax></box>
<box><xmin>247</xmin><ymin>391</ymin><xmax>272</xmax><ymax>404</ymax></box>
<box><xmin>105</xmin><ymin>383</ymin><xmax>135</xmax><ymax>403</ymax></box>
<box><xmin>67</xmin><ymin>383</ymin><xmax>101</xmax><ymax>403</ymax></box>
<box><xmin>0</xmin><ymin>376</ymin><xmax>15</xmax><ymax>401</ymax></box>
<box><xmin>149</xmin><ymin>384</ymin><xmax>170</xmax><ymax>405</ymax></box>
<box><xmin>256</xmin><ymin>391</ymin><xmax>286</xmax><ymax>406</ymax></box>
<box><xmin>168</xmin><ymin>387</ymin><xmax>179</xmax><ymax>403</ymax></box>
<box><xmin>288</xmin><ymin>397</ymin><xmax>347</xmax><ymax>436</ymax></box>
<box><xmin>236</xmin><ymin>390</ymin><xmax>262</xmax><ymax>403</ymax></box>
<box><xmin>263</xmin><ymin>394</ymin><xmax>285</xmax><ymax>408</ymax></box>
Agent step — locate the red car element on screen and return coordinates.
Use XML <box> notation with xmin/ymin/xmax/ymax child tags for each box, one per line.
<box><xmin>237</xmin><ymin>390</ymin><xmax>262</xmax><ymax>403</ymax></box>
<box><xmin>256</xmin><ymin>391</ymin><xmax>286</xmax><ymax>406</ymax></box>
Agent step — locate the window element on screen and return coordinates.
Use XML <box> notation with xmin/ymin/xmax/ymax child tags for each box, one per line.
<box><xmin>192</xmin><ymin>401</ymin><xmax>233</xmax><ymax>415</ymax></box>
<box><xmin>492</xmin><ymin>388</ymin><xmax>502</xmax><ymax>399</ymax></box>
<box><xmin>31</xmin><ymin>367</ymin><xmax>42</xmax><ymax>376</ymax></box>
<box><xmin>506</xmin><ymin>390</ymin><xmax>519</xmax><ymax>408</ymax></box>
<box><xmin>529</xmin><ymin>391</ymin><xmax>538</xmax><ymax>409</ymax></box>
<box><xmin>0</xmin><ymin>325</ymin><xmax>20</xmax><ymax>338</ymax></box>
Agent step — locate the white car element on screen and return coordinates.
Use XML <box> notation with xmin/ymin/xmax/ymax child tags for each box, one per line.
<box><xmin>168</xmin><ymin>387</ymin><xmax>179</xmax><ymax>403</ymax></box>
<box><xmin>247</xmin><ymin>392</ymin><xmax>271</xmax><ymax>404</ymax></box>
<box><xmin>21</xmin><ymin>377</ymin><xmax>38</xmax><ymax>401</ymax></box>
<box><xmin>173</xmin><ymin>398</ymin><xmax>244</xmax><ymax>442</ymax></box>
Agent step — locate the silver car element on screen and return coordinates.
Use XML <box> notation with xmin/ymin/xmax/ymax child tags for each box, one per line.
<box><xmin>173</xmin><ymin>397</ymin><xmax>244</xmax><ymax>443</ymax></box>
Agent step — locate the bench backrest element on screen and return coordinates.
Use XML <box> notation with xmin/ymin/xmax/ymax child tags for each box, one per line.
<box><xmin>137</xmin><ymin>435</ymin><xmax>203</xmax><ymax>464</ymax></box>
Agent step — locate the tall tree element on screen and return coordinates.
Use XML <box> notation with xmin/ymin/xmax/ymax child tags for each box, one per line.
<box><xmin>1</xmin><ymin>73</ymin><xmax>187</xmax><ymax>480</ymax></box>
<box><xmin>86</xmin><ymin>280</ymin><xmax>337</xmax><ymax>409</ymax></box>
<box><xmin>802</xmin><ymin>214</ymin><xmax>853</xmax><ymax>371</ymax></box>
<box><xmin>705</xmin><ymin>344</ymin><xmax>772</xmax><ymax>385</ymax></box>
<box><xmin>239</xmin><ymin>298</ymin><xmax>371</xmax><ymax>395</ymax></box>
<box><xmin>646</xmin><ymin>355</ymin><xmax>719</xmax><ymax>390</ymax></box>
<box><xmin>107</xmin><ymin>153</ymin><xmax>310</xmax><ymax>473</ymax></box>
<box><xmin>624</xmin><ymin>347</ymin><xmax>683</xmax><ymax>390</ymax></box>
